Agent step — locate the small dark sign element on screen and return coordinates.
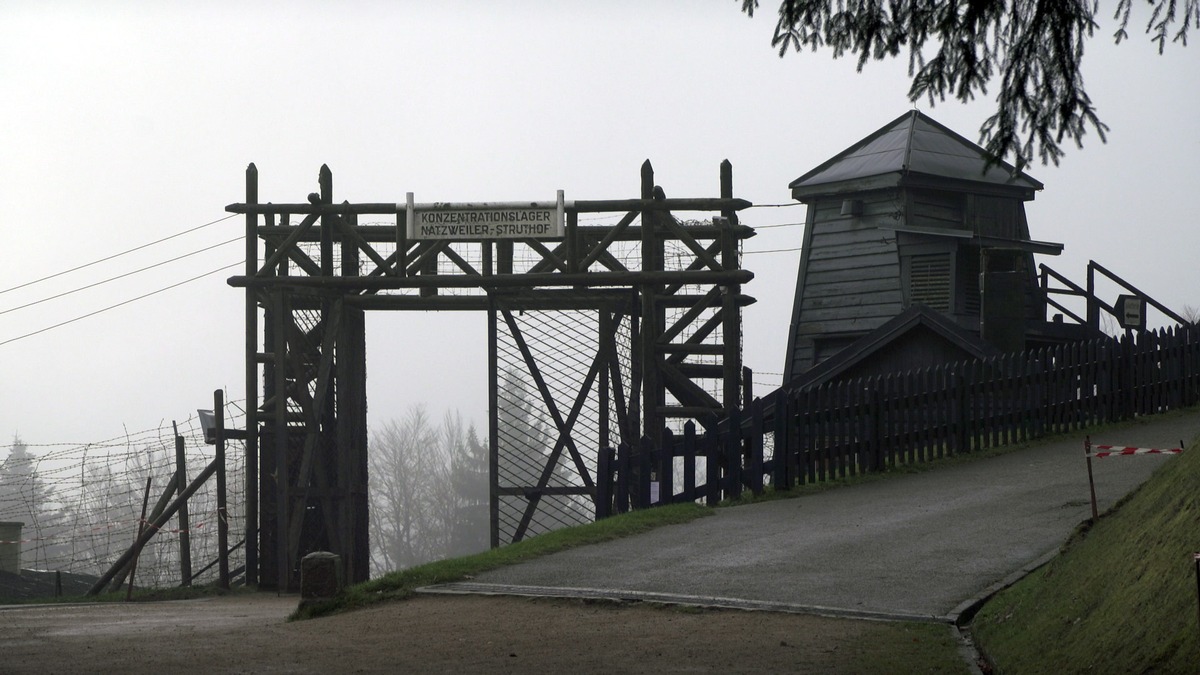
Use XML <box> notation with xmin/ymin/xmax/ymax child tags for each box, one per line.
<box><xmin>1116</xmin><ymin>294</ymin><xmax>1146</xmax><ymax>330</ymax></box>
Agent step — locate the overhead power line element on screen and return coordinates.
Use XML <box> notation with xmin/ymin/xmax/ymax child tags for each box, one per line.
<box><xmin>744</xmin><ymin>246</ymin><xmax>803</xmax><ymax>255</ymax></box>
<box><xmin>750</xmin><ymin>221</ymin><xmax>804</xmax><ymax>229</ymax></box>
<box><xmin>0</xmin><ymin>261</ymin><xmax>244</xmax><ymax>348</ymax></box>
<box><xmin>0</xmin><ymin>237</ymin><xmax>241</xmax><ymax>316</ymax></box>
<box><xmin>0</xmin><ymin>214</ymin><xmax>238</xmax><ymax>296</ymax></box>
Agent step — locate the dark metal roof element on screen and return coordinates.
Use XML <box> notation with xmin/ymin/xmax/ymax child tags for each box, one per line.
<box><xmin>790</xmin><ymin>111</ymin><xmax>1042</xmax><ymax>197</ymax></box>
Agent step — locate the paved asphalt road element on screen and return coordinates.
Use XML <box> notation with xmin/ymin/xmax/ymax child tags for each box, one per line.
<box><xmin>428</xmin><ymin>412</ymin><xmax>1200</xmax><ymax>622</ymax></box>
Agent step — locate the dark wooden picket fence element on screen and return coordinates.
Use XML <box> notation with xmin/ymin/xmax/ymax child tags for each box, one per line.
<box><xmin>595</xmin><ymin>325</ymin><xmax>1200</xmax><ymax>517</ymax></box>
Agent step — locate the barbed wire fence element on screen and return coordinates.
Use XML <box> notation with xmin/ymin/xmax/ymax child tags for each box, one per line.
<box><xmin>0</xmin><ymin>401</ymin><xmax>247</xmax><ymax>590</ymax></box>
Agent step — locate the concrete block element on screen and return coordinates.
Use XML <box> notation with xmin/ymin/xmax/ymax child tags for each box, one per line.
<box><xmin>300</xmin><ymin>551</ymin><xmax>343</xmax><ymax>600</ymax></box>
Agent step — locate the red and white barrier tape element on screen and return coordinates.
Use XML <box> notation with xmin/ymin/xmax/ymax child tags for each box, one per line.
<box><xmin>1086</xmin><ymin>445</ymin><xmax>1183</xmax><ymax>458</ymax></box>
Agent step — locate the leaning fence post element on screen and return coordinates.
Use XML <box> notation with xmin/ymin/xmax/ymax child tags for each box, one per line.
<box><xmin>87</xmin><ymin>454</ymin><xmax>222</xmax><ymax>596</ymax></box>
<box><xmin>174</xmin><ymin>423</ymin><xmax>192</xmax><ymax>586</ymax></box>
<box><xmin>214</xmin><ymin>389</ymin><xmax>230</xmax><ymax>590</ymax></box>
<box><xmin>126</xmin><ymin>476</ymin><xmax>152</xmax><ymax>601</ymax></box>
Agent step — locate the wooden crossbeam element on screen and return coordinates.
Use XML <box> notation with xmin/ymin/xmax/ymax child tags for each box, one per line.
<box><xmin>524</xmin><ymin>239</ymin><xmax>569</xmax><ymax>273</ymax></box>
<box><xmin>659</xmin><ymin>287</ymin><xmax>722</xmax><ymax>345</ymax></box>
<box><xmin>440</xmin><ymin>244</ymin><xmax>481</xmax><ymax>277</ymax></box>
<box><xmin>660</xmin><ymin>362</ymin><xmax>722</xmax><ymax>411</ymax></box>
<box><xmin>578</xmin><ymin>210</ymin><xmax>637</xmax><ymax>270</ymax></box>
<box><xmin>258</xmin><ymin>213</ymin><xmax>321</xmax><ymax>275</ymax></box>
<box><xmin>660</xmin><ymin>216</ymin><xmax>723</xmax><ymax>272</ymax></box>
<box><xmin>330</xmin><ymin>211</ymin><xmax>393</xmax><ymax>275</ymax></box>
<box><xmin>666</xmin><ymin>312</ymin><xmax>724</xmax><ymax>366</ymax></box>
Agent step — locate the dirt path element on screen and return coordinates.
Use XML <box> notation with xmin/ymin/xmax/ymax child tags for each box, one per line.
<box><xmin>0</xmin><ymin>594</ymin><xmax>964</xmax><ymax>674</ymax></box>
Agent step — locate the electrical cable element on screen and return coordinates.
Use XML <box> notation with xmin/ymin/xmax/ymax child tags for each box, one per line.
<box><xmin>0</xmin><ymin>214</ymin><xmax>238</xmax><ymax>296</ymax></box>
<box><xmin>744</xmin><ymin>246</ymin><xmax>803</xmax><ymax>255</ymax></box>
<box><xmin>1</xmin><ymin>237</ymin><xmax>241</xmax><ymax>316</ymax></box>
<box><xmin>0</xmin><ymin>261</ymin><xmax>244</xmax><ymax>347</ymax></box>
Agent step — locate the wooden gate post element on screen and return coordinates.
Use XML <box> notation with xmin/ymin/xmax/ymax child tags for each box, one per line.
<box><xmin>243</xmin><ymin>162</ymin><xmax>259</xmax><ymax>587</ymax></box>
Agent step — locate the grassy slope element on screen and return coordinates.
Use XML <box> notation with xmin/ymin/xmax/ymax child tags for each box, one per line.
<box><xmin>973</xmin><ymin>436</ymin><xmax>1200</xmax><ymax>673</ymax></box>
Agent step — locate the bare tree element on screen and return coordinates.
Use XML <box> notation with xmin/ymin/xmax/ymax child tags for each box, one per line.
<box><xmin>1181</xmin><ymin>304</ymin><xmax>1200</xmax><ymax>325</ymax></box>
<box><xmin>368</xmin><ymin>406</ymin><xmax>442</xmax><ymax>573</ymax></box>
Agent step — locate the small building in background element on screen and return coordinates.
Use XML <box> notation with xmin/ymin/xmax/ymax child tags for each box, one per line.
<box><xmin>0</xmin><ymin>521</ymin><xmax>21</xmax><ymax>575</ymax></box>
<box><xmin>782</xmin><ymin>110</ymin><xmax>1099</xmax><ymax>386</ymax></box>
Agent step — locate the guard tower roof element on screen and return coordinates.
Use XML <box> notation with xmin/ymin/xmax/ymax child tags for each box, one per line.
<box><xmin>790</xmin><ymin>110</ymin><xmax>1043</xmax><ymax>200</ymax></box>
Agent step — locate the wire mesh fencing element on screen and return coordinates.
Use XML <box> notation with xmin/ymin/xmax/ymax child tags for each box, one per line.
<box><xmin>0</xmin><ymin>403</ymin><xmax>246</xmax><ymax>591</ymax></box>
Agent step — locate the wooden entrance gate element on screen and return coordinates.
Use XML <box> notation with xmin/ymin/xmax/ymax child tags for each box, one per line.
<box><xmin>227</xmin><ymin>160</ymin><xmax>754</xmax><ymax>588</ymax></box>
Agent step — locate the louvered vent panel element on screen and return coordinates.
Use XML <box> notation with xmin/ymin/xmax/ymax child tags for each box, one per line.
<box><xmin>909</xmin><ymin>253</ymin><xmax>951</xmax><ymax>311</ymax></box>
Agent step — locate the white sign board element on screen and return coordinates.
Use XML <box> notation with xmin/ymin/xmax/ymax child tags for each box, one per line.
<box><xmin>405</xmin><ymin>192</ymin><xmax>565</xmax><ymax>241</ymax></box>
<box><xmin>1116</xmin><ymin>293</ymin><xmax>1146</xmax><ymax>330</ymax></box>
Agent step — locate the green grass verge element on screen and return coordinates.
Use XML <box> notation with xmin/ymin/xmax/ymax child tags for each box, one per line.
<box><xmin>290</xmin><ymin>501</ymin><xmax>712</xmax><ymax>621</ymax></box>
<box><xmin>972</xmin><ymin>433</ymin><xmax>1200</xmax><ymax>673</ymax></box>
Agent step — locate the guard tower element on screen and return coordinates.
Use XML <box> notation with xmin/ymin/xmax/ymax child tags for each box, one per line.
<box><xmin>782</xmin><ymin>111</ymin><xmax>1094</xmax><ymax>384</ymax></box>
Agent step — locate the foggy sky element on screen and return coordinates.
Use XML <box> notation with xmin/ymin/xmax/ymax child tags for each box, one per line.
<box><xmin>2</xmin><ymin>1</ymin><xmax>1197</xmax><ymax>447</ymax></box>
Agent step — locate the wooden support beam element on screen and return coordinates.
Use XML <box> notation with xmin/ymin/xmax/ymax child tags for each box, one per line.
<box><xmin>229</xmin><ymin>268</ymin><xmax>754</xmax><ymax>290</ymax></box>
<box><xmin>251</xmin><ymin>221</ymin><xmax>754</xmax><ymax>244</ymax></box>
<box><xmin>658</xmin><ymin>287</ymin><xmax>722</xmax><ymax>345</ymax></box>
<box><xmin>226</xmin><ymin>196</ymin><xmax>753</xmax><ymax>216</ymax></box>
<box><xmin>243</xmin><ymin>163</ymin><xmax>259</xmax><ymax>586</ymax></box>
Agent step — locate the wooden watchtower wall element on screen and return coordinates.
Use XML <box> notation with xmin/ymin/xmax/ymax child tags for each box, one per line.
<box><xmin>782</xmin><ymin>111</ymin><xmax>1085</xmax><ymax>385</ymax></box>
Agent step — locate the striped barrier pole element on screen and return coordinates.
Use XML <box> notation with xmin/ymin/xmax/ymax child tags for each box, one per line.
<box><xmin>1084</xmin><ymin>436</ymin><xmax>1184</xmax><ymax>523</ymax></box>
<box><xmin>1085</xmin><ymin>437</ymin><xmax>1099</xmax><ymax>522</ymax></box>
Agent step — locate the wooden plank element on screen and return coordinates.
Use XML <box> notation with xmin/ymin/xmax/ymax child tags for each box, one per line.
<box><xmin>800</xmin><ymin>290</ymin><xmax>905</xmax><ymax>310</ymax></box>
<box><xmin>805</xmin><ymin>253</ymin><xmax>899</xmax><ymax>273</ymax></box>
<box><xmin>803</xmin><ymin>276</ymin><xmax>902</xmax><ymax>297</ymax></box>
<box><xmin>801</xmin><ymin>265</ymin><xmax>899</xmax><ymax>286</ymax></box>
<box><xmin>806</xmin><ymin>239</ymin><xmax>898</xmax><ymax>262</ymax></box>
<box><xmin>795</xmin><ymin>302</ymin><xmax>905</xmax><ymax>324</ymax></box>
